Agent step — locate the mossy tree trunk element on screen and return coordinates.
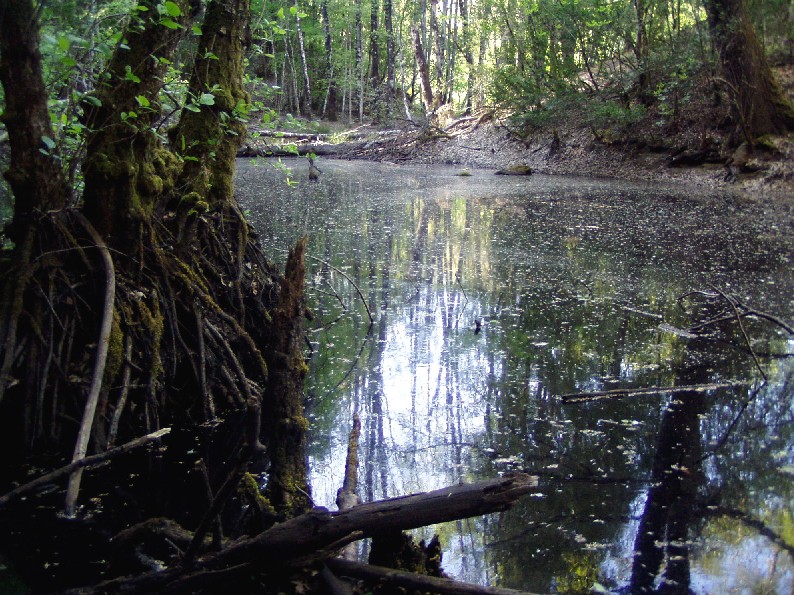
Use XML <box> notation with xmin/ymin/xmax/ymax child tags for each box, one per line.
<box><xmin>0</xmin><ymin>0</ymin><xmax>69</xmax><ymax>237</ymax></box>
<box><xmin>81</xmin><ymin>0</ymin><xmax>193</xmax><ymax>248</ymax></box>
<box><xmin>704</xmin><ymin>0</ymin><xmax>794</xmax><ymax>143</ymax></box>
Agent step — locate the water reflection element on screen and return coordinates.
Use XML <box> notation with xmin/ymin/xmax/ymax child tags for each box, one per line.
<box><xmin>237</xmin><ymin>158</ymin><xmax>794</xmax><ymax>593</ymax></box>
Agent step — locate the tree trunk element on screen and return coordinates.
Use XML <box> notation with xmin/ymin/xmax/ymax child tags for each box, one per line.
<box><xmin>294</xmin><ymin>1</ymin><xmax>313</xmax><ymax>117</ymax></box>
<box><xmin>356</xmin><ymin>0</ymin><xmax>364</xmax><ymax>121</ymax></box>
<box><xmin>321</xmin><ymin>0</ymin><xmax>338</xmax><ymax>120</ymax></box>
<box><xmin>632</xmin><ymin>0</ymin><xmax>652</xmax><ymax>103</ymax></box>
<box><xmin>369</xmin><ymin>0</ymin><xmax>381</xmax><ymax>88</ymax></box>
<box><xmin>80</xmin><ymin>0</ymin><xmax>191</xmax><ymax>247</ymax></box>
<box><xmin>412</xmin><ymin>25</ymin><xmax>435</xmax><ymax>113</ymax></box>
<box><xmin>704</xmin><ymin>0</ymin><xmax>794</xmax><ymax>142</ymax></box>
<box><xmin>384</xmin><ymin>0</ymin><xmax>396</xmax><ymax>98</ymax></box>
<box><xmin>173</xmin><ymin>0</ymin><xmax>251</xmax><ymax>209</ymax></box>
<box><xmin>458</xmin><ymin>0</ymin><xmax>475</xmax><ymax>113</ymax></box>
<box><xmin>430</xmin><ymin>0</ymin><xmax>444</xmax><ymax>105</ymax></box>
<box><xmin>0</xmin><ymin>0</ymin><xmax>69</xmax><ymax>237</ymax></box>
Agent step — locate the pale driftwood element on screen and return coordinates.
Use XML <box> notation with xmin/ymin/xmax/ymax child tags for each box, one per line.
<box><xmin>78</xmin><ymin>474</ymin><xmax>537</xmax><ymax>593</ymax></box>
<box><xmin>326</xmin><ymin>558</ymin><xmax>541</xmax><ymax>595</ymax></box>
<box><xmin>0</xmin><ymin>428</ymin><xmax>171</xmax><ymax>508</ymax></box>
<box><xmin>560</xmin><ymin>381</ymin><xmax>749</xmax><ymax>403</ymax></box>
<box><xmin>65</xmin><ymin>213</ymin><xmax>117</xmax><ymax>516</ymax></box>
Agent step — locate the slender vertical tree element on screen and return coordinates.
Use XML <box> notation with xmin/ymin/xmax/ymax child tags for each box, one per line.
<box><xmin>321</xmin><ymin>0</ymin><xmax>338</xmax><ymax>120</ymax></box>
<box><xmin>370</xmin><ymin>0</ymin><xmax>381</xmax><ymax>88</ymax></box>
<box><xmin>294</xmin><ymin>1</ymin><xmax>313</xmax><ymax>116</ymax></box>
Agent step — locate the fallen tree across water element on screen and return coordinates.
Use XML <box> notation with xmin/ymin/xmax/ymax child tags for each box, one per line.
<box><xmin>66</xmin><ymin>473</ymin><xmax>538</xmax><ymax>593</ymax></box>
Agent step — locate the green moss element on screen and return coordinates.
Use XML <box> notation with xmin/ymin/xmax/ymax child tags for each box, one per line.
<box><xmin>292</xmin><ymin>414</ymin><xmax>309</xmax><ymax>433</ymax></box>
<box><xmin>239</xmin><ymin>472</ymin><xmax>276</xmax><ymax>511</ymax></box>
<box><xmin>140</xmin><ymin>162</ymin><xmax>164</xmax><ymax>195</ymax></box>
<box><xmin>103</xmin><ymin>310</ymin><xmax>125</xmax><ymax>385</ymax></box>
<box><xmin>137</xmin><ymin>297</ymin><xmax>164</xmax><ymax>379</ymax></box>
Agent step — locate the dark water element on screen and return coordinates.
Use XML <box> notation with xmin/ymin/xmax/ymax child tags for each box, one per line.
<box><xmin>237</xmin><ymin>158</ymin><xmax>794</xmax><ymax>594</ymax></box>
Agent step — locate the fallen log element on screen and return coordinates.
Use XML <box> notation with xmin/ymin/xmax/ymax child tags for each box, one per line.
<box><xmin>76</xmin><ymin>473</ymin><xmax>537</xmax><ymax>593</ymax></box>
<box><xmin>237</xmin><ymin>142</ymin><xmax>347</xmax><ymax>158</ymax></box>
<box><xmin>210</xmin><ymin>472</ymin><xmax>538</xmax><ymax>569</ymax></box>
<box><xmin>326</xmin><ymin>558</ymin><xmax>541</xmax><ymax>595</ymax></box>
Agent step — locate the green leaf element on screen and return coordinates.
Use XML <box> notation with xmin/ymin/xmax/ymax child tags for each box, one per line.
<box><xmin>198</xmin><ymin>93</ymin><xmax>215</xmax><ymax>106</ymax></box>
<box><xmin>191</xmin><ymin>24</ymin><xmax>202</xmax><ymax>35</ymax></box>
<box><xmin>58</xmin><ymin>36</ymin><xmax>70</xmax><ymax>51</ymax></box>
<box><xmin>134</xmin><ymin>4</ymin><xmax>149</xmax><ymax>10</ymax></box>
<box><xmin>277</xmin><ymin>7</ymin><xmax>285</xmax><ymax>19</ymax></box>
<box><xmin>184</xmin><ymin>104</ymin><xmax>201</xmax><ymax>112</ymax></box>
<box><xmin>82</xmin><ymin>95</ymin><xmax>102</xmax><ymax>107</ymax></box>
<box><xmin>41</xmin><ymin>136</ymin><xmax>56</xmax><ymax>150</ymax></box>
<box><xmin>163</xmin><ymin>1</ymin><xmax>181</xmax><ymax>16</ymax></box>
<box><xmin>124</xmin><ymin>66</ymin><xmax>141</xmax><ymax>83</ymax></box>
<box><xmin>159</xmin><ymin>18</ymin><xmax>181</xmax><ymax>29</ymax></box>
<box><xmin>135</xmin><ymin>95</ymin><xmax>151</xmax><ymax>107</ymax></box>
<box><xmin>289</xmin><ymin>5</ymin><xmax>297</xmax><ymax>15</ymax></box>
<box><xmin>61</xmin><ymin>57</ymin><xmax>78</xmax><ymax>67</ymax></box>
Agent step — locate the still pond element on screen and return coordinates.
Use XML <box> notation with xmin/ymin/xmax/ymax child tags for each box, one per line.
<box><xmin>237</xmin><ymin>157</ymin><xmax>794</xmax><ymax>594</ymax></box>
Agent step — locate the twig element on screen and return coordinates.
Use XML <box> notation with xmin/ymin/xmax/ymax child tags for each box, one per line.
<box><xmin>699</xmin><ymin>381</ymin><xmax>765</xmax><ymax>462</ymax></box>
<box><xmin>65</xmin><ymin>213</ymin><xmax>116</xmax><ymax>517</ymax></box>
<box><xmin>300</xmin><ymin>251</ymin><xmax>374</xmax><ymax>325</ymax></box>
<box><xmin>709</xmin><ymin>285</ymin><xmax>767</xmax><ymax>381</ymax></box>
<box><xmin>560</xmin><ymin>381</ymin><xmax>749</xmax><ymax>403</ymax></box>
<box><xmin>0</xmin><ymin>428</ymin><xmax>171</xmax><ymax>508</ymax></box>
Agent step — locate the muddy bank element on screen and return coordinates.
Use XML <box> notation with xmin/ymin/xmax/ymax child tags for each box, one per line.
<box><xmin>242</xmin><ymin>116</ymin><xmax>794</xmax><ymax>201</ymax></box>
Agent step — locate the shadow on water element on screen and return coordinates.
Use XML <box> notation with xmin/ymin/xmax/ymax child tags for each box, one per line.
<box><xmin>237</xmin><ymin>157</ymin><xmax>794</xmax><ymax>593</ymax></box>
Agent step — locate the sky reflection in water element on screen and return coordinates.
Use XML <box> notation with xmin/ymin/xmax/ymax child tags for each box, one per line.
<box><xmin>237</xmin><ymin>158</ymin><xmax>794</xmax><ymax>594</ymax></box>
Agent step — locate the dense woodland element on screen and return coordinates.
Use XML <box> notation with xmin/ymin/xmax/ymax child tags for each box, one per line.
<box><xmin>0</xmin><ymin>0</ymin><xmax>792</xmax><ymax>592</ymax></box>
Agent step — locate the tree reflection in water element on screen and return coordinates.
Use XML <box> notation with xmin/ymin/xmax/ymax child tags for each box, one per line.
<box><xmin>238</xmin><ymin>158</ymin><xmax>794</xmax><ymax>593</ymax></box>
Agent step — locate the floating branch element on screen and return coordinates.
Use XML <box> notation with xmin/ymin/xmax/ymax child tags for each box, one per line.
<box><xmin>560</xmin><ymin>381</ymin><xmax>749</xmax><ymax>403</ymax></box>
<box><xmin>0</xmin><ymin>428</ymin><xmax>171</xmax><ymax>508</ymax></box>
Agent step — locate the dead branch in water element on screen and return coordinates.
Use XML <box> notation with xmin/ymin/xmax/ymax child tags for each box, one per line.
<box><xmin>560</xmin><ymin>381</ymin><xmax>749</xmax><ymax>403</ymax></box>
<box><xmin>0</xmin><ymin>428</ymin><xmax>171</xmax><ymax>508</ymax></box>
